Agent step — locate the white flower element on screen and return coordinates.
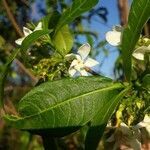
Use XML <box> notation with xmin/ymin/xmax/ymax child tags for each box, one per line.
<box><xmin>105</xmin><ymin>25</ymin><xmax>123</xmax><ymax>46</ymax></box>
<box><xmin>132</xmin><ymin>45</ymin><xmax>150</xmax><ymax>60</ymax></box>
<box><xmin>15</xmin><ymin>22</ymin><xmax>42</xmax><ymax>45</ymax></box>
<box><xmin>134</xmin><ymin>115</ymin><xmax>150</xmax><ymax>133</ymax></box>
<box><xmin>66</xmin><ymin>43</ymin><xmax>99</xmax><ymax>77</ymax></box>
<box><xmin>106</xmin><ymin>26</ymin><xmax>150</xmax><ymax>60</ymax></box>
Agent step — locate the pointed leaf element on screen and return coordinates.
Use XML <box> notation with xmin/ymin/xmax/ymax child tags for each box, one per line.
<box><xmin>122</xmin><ymin>0</ymin><xmax>150</xmax><ymax>81</ymax></box>
<box><xmin>85</xmin><ymin>87</ymin><xmax>130</xmax><ymax>150</ymax></box>
<box><xmin>4</xmin><ymin>77</ymin><xmax>124</xmax><ymax>136</ymax></box>
<box><xmin>21</xmin><ymin>29</ymin><xmax>52</xmax><ymax>52</ymax></box>
<box><xmin>52</xmin><ymin>25</ymin><xmax>73</xmax><ymax>55</ymax></box>
<box><xmin>55</xmin><ymin>0</ymin><xmax>99</xmax><ymax>32</ymax></box>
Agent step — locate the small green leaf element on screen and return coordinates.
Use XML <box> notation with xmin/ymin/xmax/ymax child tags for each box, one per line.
<box><xmin>4</xmin><ymin>76</ymin><xmax>124</xmax><ymax>137</ymax></box>
<box><xmin>142</xmin><ymin>74</ymin><xmax>150</xmax><ymax>89</ymax></box>
<box><xmin>41</xmin><ymin>16</ymin><xmax>50</xmax><ymax>30</ymax></box>
<box><xmin>52</xmin><ymin>25</ymin><xmax>73</xmax><ymax>55</ymax></box>
<box><xmin>41</xmin><ymin>11</ymin><xmax>61</xmax><ymax>30</ymax></box>
<box><xmin>122</xmin><ymin>0</ymin><xmax>150</xmax><ymax>81</ymax></box>
<box><xmin>21</xmin><ymin>29</ymin><xmax>52</xmax><ymax>52</ymax></box>
<box><xmin>55</xmin><ymin>0</ymin><xmax>99</xmax><ymax>32</ymax></box>
<box><xmin>85</xmin><ymin>87</ymin><xmax>130</xmax><ymax>150</ymax></box>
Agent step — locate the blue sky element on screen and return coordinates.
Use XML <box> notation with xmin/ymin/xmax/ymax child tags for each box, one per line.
<box><xmin>31</xmin><ymin>0</ymin><xmax>120</xmax><ymax>78</ymax></box>
<box><xmin>77</xmin><ymin>0</ymin><xmax>120</xmax><ymax>78</ymax></box>
<box><xmin>96</xmin><ymin>0</ymin><xmax>120</xmax><ymax>78</ymax></box>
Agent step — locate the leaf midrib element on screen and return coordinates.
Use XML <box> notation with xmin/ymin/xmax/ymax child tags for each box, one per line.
<box><xmin>17</xmin><ymin>84</ymin><xmax>123</xmax><ymax>121</ymax></box>
<box><xmin>93</xmin><ymin>87</ymin><xmax>129</xmax><ymax>125</ymax></box>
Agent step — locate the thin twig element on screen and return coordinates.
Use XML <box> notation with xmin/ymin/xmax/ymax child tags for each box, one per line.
<box><xmin>144</xmin><ymin>24</ymin><xmax>150</xmax><ymax>37</ymax></box>
<box><xmin>118</xmin><ymin>0</ymin><xmax>129</xmax><ymax>26</ymax></box>
<box><xmin>5</xmin><ymin>50</ymin><xmax>38</xmax><ymax>85</ymax></box>
<box><xmin>2</xmin><ymin>0</ymin><xmax>23</xmax><ymax>37</ymax></box>
<box><xmin>14</xmin><ymin>59</ymin><xmax>38</xmax><ymax>85</ymax></box>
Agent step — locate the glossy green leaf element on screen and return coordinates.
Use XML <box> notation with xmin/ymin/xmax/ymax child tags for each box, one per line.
<box><xmin>53</xmin><ymin>25</ymin><xmax>73</xmax><ymax>55</ymax></box>
<box><xmin>122</xmin><ymin>0</ymin><xmax>150</xmax><ymax>81</ymax></box>
<box><xmin>55</xmin><ymin>0</ymin><xmax>99</xmax><ymax>32</ymax></box>
<box><xmin>0</xmin><ymin>48</ymin><xmax>20</xmax><ymax>108</ymax></box>
<box><xmin>4</xmin><ymin>76</ymin><xmax>124</xmax><ymax>136</ymax></box>
<box><xmin>46</xmin><ymin>11</ymin><xmax>61</xmax><ymax>30</ymax></box>
<box><xmin>21</xmin><ymin>29</ymin><xmax>52</xmax><ymax>52</ymax></box>
<box><xmin>41</xmin><ymin>11</ymin><xmax>61</xmax><ymax>32</ymax></box>
<box><xmin>20</xmin><ymin>29</ymin><xmax>52</xmax><ymax>64</ymax></box>
<box><xmin>85</xmin><ymin>87</ymin><xmax>130</xmax><ymax>150</ymax></box>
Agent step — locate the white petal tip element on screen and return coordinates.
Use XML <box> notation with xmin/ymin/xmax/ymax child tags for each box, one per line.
<box><xmin>78</xmin><ymin>43</ymin><xmax>91</xmax><ymax>60</ymax></box>
<box><xmin>23</xmin><ymin>27</ymin><xmax>32</xmax><ymax>36</ymax></box>
<box><xmin>15</xmin><ymin>38</ymin><xmax>24</xmax><ymax>45</ymax></box>
<box><xmin>106</xmin><ymin>31</ymin><xmax>121</xmax><ymax>46</ymax></box>
<box><xmin>34</xmin><ymin>22</ymin><xmax>42</xmax><ymax>31</ymax></box>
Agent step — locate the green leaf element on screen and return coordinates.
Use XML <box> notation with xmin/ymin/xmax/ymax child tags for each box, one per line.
<box><xmin>41</xmin><ymin>16</ymin><xmax>50</xmax><ymax>30</ymax></box>
<box><xmin>21</xmin><ymin>29</ymin><xmax>52</xmax><ymax>52</ymax></box>
<box><xmin>0</xmin><ymin>48</ymin><xmax>20</xmax><ymax>108</ymax></box>
<box><xmin>4</xmin><ymin>77</ymin><xmax>124</xmax><ymax>136</ymax></box>
<box><xmin>47</xmin><ymin>11</ymin><xmax>61</xmax><ymax>30</ymax></box>
<box><xmin>20</xmin><ymin>29</ymin><xmax>52</xmax><ymax>64</ymax></box>
<box><xmin>41</xmin><ymin>11</ymin><xmax>61</xmax><ymax>31</ymax></box>
<box><xmin>85</xmin><ymin>87</ymin><xmax>130</xmax><ymax>150</ymax></box>
<box><xmin>121</xmin><ymin>0</ymin><xmax>150</xmax><ymax>81</ymax></box>
<box><xmin>52</xmin><ymin>25</ymin><xmax>73</xmax><ymax>55</ymax></box>
<box><xmin>142</xmin><ymin>74</ymin><xmax>150</xmax><ymax>89</ymax></box>
<box><xmin>55</xmin><ymin>0</ymin><xmax>99</xmax><ymax>32</ymax></box>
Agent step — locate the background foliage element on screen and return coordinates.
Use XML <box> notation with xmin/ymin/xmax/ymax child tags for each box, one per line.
<box><xmin>0</xmin><ymin>0</ymin><xmax>149</xmax><ymax>149</ymax></box>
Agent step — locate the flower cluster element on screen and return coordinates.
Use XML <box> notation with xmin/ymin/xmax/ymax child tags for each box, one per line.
<box><xmin>66</xmin><ymin>43</ymin><xmax>99</xmax><ymax>77</ymax></box>
<box><xmin>15</xmin><ymin>22</ymin><xmax>99</xmax><ymax>78</ymax></box>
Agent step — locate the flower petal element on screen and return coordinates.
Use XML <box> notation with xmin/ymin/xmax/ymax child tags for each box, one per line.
<box><xmin>132</xmin><ymin>46</ymin><xmax>150</xmax><ymax>60</ymax></box>
<box><xmin>132</xmin><ymin>52</ymin><xmax>144</xmax><ymax>60</ymax></box>
<box><xmin>143</xmin><ymin>37</ymin><xmax>149</xmax><ymax>43</ymax></box>
<box><xmin>106</xmin><ymin>30</ymin><xmax>122</xmax><ymax>46</ymax></box>
<box><xmin>135</xmin><ymin>115</ymin><xmax>150</xmax><ymax>129</ymax></box>
<box><xmin>70</xmin><ymin>59</ymin><xmax>79</xmax><ymax>68</ymax></box>
<box><xmin>77</xmin><ymin>43</ymin><xmax>91</xmax><ymax>60</ymax></box>
<box><xmin>73</xmin><ymin>71</ymin><xmax>81</xmax><ymax>77</ymax></box>
<box><xmin>84</xmin><ymin>57</ymin><xmax>99</xmax><ymax>72</ymax></box>
<box><xmin>68</xmin><ymin>68</ymin><xmax>77</xmax><ymax>77</ymax></box>
<box><xmin>23</xmin><ymin>27</ymin><xmax>32</xmax><ymax>36</ymax></box>
<box><xmin>143</xmin><ymin>115</ymin><xmax>150</xmax><ymax>123</ymax></box>
<box><xmin>80</xmin><ymin>69</ymin><xmax>90</xmax><ymax>76</ymax></box>
<box><xmin>84</xmin><ymin>58</ymin><xmax>99</xmax><ymax>67</ymax></box>
<box><xmin>34</xmin><ymin>22</ymin><xmax>42</xmax><ymax>31</ymax></box>
<box><xmin>65</xmin><ymin>53</ymin><xmax>77</xmax><ymax>60</ymax></box>
<box><xmin>15</xmin><ymin>37</ymin><xmax>25</xmax><ymax>45</ymax></box>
